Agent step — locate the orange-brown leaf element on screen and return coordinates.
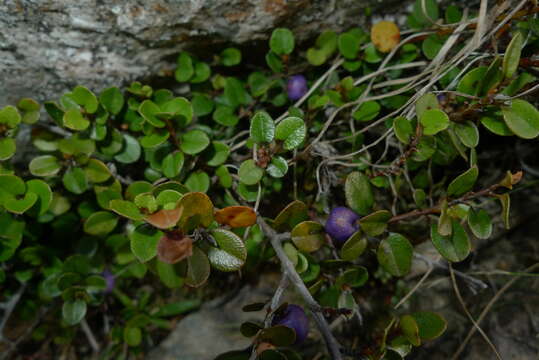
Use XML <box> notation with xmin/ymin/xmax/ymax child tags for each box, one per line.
<box><xmin>145</xmin><ymin>207</ymin><xmax>183</xmax><ymax>229</ymax></box>
<box><xmin>371</xmin><ymin>21</ymin><xmax>400</xmax><ymax>53</ymax></box>
<box><xmin>215</xmin><ymin>206</ymin><xmax>257</xmax><ymax>228</ymax></box>
<box><xmin>157</xmin><ymin>234</ymin><xmax>193</xmax><ymax>264</ymax></box>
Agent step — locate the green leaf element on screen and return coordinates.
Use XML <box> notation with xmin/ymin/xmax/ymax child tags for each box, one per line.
<box><xmin>4</xmin><ymin>192</ymin><xmax>38</xmax><ymax>214</ymax></box>
<box><xmin>501</xmin><ymin>99</ymin><xmax>539</xmax><ymax>139</ymax></box>
<box><xmin>454</xmin><ymin>121</ymin><xmax>479</xmax><ymax>148</ymax></box>
<box><xmin>175</xmin><ymin>52</ymin><xmax>194</xmax><ymax>82</ymax></box>
<box><xmin>345</xmin><ymin>171</ymin><xmax>374</xmax><ymax>215</ymax></box>
<box><xmin>502</xmin><ymin>32</ymin><xmax>523</xmax><ymax>79</ymax></box>
<box><xmin>420</xmin><ymin>109</ymin><xmax>449</xmax><ymax>135</ymax></box>
<box><xmin>178</xmin><ymin>192</ymin><xmax>214</xmax><ymax>229</ymax></box>
<box><xmin>273</xmin><ymin>200</ymin><xmax>309</xmax><ymax>231</ymax></box>
<box><xmin>72</xmin><ymin>86</ymin><xmax>98</xmax><ymax>114</ymax></box>
<box><xmin>114</xmin><ymin>134</ymin><xmax>141</xmax><ymax>164</ymax></box>
<box><xmin>338</xmin><ymin>33</ymin><xmax>360</xmax><ymax>59</ymax></box>
<box><xmin>185</xmin><ymin>171</ymin><xmax>210</xmax><ymax>193</ymax></box>
<box><xmin>400</xmin><ymin>315</ymin><xmax>421</xmax><ymax>346</ymax></box>
<box><xmin>0</xmin><ymin>105</ymin><xmax>21</xmax><ymax>127</ymax></box>
<box><xmin>377</xmin><ymin>233</ymin><xmax>413</xmax><ymax>276</ymax></box>
<box><xmin>220</xmin><ymin>47</ymin><xmax>242</xmax><ymax>66</ymax></box>
<box><xmin>130</xmin><ymin>224</ymin><xmax>162</xmax><ymax>262</ymax></box>
<box><xmin>238</xmin><ymin>159</ymin><xmax>264</xmax><ymax>185</ymax></box>
<box><xmin>180</xmin><ymin>130</ymin><xmax>210</xmax><ymax>155</ymax></box>
<box><xmin>467</xmin><ymin>208</ymin><xmax>492</xmax><ymax>239</ymax></box>
<box><xmin>431</xmin><ymin>221</ymin><xmax>470</xmax><ymax>262</ymax></box>
<box><xmin>270</xmin><ymin>28</ymin><xmax>295</xmax><ymax>55</ymax></box>
<box><xmin>250</xmin><ymin>111</ymin><xmax>275</xmax><ymax>143</ymax></box>
<box><xmin>17</xmin><ymin>98</ymin><xmax>40</xmax><ymax>124</ymax></box>
<box><xmin>140</xmin><ymin>129</ymin><xmax>169</xmax><ymax>148</ymax></box>
<box><xmin>457</xmin><ymin>66</ymin><xmax>487</xmax><ymax>95</ymax></box>
<box><xmin>186</xmin><ymin>246</ymin><xmax>211</xmax><ymax>287</ymax></box>
<box><xmin>359</xmin><ymin>210</ymin><xmax>391</xmax><ymax>236</ymax></box>
<box><xmin>124</xmin><ymin>327</ymin><xmax>142</xmax><ymax>347</ymax></box>
<box><xmin>224</xmin><ymin>77</ymin><xmax>251</xmax><ymax>108</ymax></box>
<box><xmin>216</xmin><ymin>165</ymin><xmax>232</xmax><ymax>188</ymax></box>
<box><xmin>353</xmin><ymin>101</ymin><xmax>380</xmax><ymax>122</ymax></box>
<box><xmin>265</xmin><ymin>52</ymin><xmax>283</xmax><ymax>73</ymax></box>
<box><xmin>192</xmin><ymin>94</ymin><xmax>214</xmax><ymax>117</ymax></box>
<box><xmin>496</xmin><ymin>193</ymin><xmax>511</xmax><ymax>229</ymax></box>
<box><xmin>415</xmin><ymin>93</ymin><xmax>439</xmax><ymax>118</ymax></box>
<box><xmin>62</xmin><ymin>167</ymin><xmax>88</xmax><ymax>194</ymax></box>
<box><xmin>393</xmin><ymin>116</ymin><xmax>414</xmax><ymax>144</ymax></box>
<box><xmin>412</xmin><ymin>311</ymin><xmax>447</xmax><ymax>340</ymax></box>
<box><xmin>99</xmin><ymin>87</ymin><xmax>124</xmax><ymax>115</ymax></box>
<box><xmin>161</xmin><ymin>97</ymin><xmax>193</xmax><ymax>125</ymax></box>
<box><xmin>412</xmin><ymin>0</ymin><xmax>439</xmax><ymax>25</ymax></box>
<box><xmin>26</xmin><ymin>179</ymin><xmax>52</xmax><ymax>216</ymax></box>
<box><xmin>84</xmin><ymin>211</ymin><xmax>118</xmax><ymax>236</ymax></box>
<box><xmin>274</xmin><ymin>117</ymin><xmax>306</xmax><ymax>150</ymax></box>
<box><xmin>207</xmin><ymin>229</ymin><xmax>247</xmax><ymax>271</ymax></box>
<box><xmin>63</xmin><ymin>109</ymin><xmax>89</xmax><ymax>131</ymax></box>
<box><xmin>63</xmin><ymin>299</ymin><xmax>87</xmax><ymax>325</ymax></box>
<box><xmin>422</xmin><ymin>34</ymin><xmax>443</xmax><ymax>60</ymax></box>
<box><xmin>206</xmin><ymin>142</ymin><xmax>230</xmax><ymax>167</ymax></box>
<box><xmin>156</xmin><ymin>261</ymin><xmax>184</xmax><ymax>288</ymax></box>
<box><xmin>291</xmin><ymin>221</ymin><xmax>325</xmax><ymax>253</ymax></box>
<box><xmin>447</xmin><ymin>166</ymin><xmax>478</xmax><ymax>196</ymax></box>
<box><xmin>340</xmin><ymin>231</ymin><xmax>367</xmax><ymax>261</ymax></box>
<box><xmin>213</xmin><ymin>105</ymin><xmax>239</xmax><ymax>127</ymax></box>
<box><xmin>266</xmin><ymin>156</ymin><xmax>288</xmax><ymax>178</ymax></box>
<box><xmin>162</xmin><ymin>151</ymin><xmax>184</xmax><ymax>178</ymax></box>
<box><xmin>480</xmin><ymin>116</ymin><xmax>513</xmax><ymax>136</ymax></box>
<box><xmin>190</xmin><ymin>61</ymin><xmax>211</xmax><ymax>83</ymax></box>
<box><xmin>154</xmin><ymin>299</ymin><xmax>201</xmax><ymax>317</ymax></box>
<box><xmin>260</xmin><ymin>325</ymin><xmax>296</xmax><ymax>346</ymax></box>
<box><xmin>110</xmin><ymin>200</ymin><xmax>145</xmax><ymax>221</ymax></box>
<box><xmin>0</xmin><ymin>138</ymin><xmax>16</xmax><ymax>160</ymax></box>
<box><xmin>139</xmin><ymin>100</ymin><xmax>165</xmax><ymax>128</ymax></box>
<box><xmin>84</xmin><ymin>158</ymin><xmax>111</xmax><ymax>183</ymax></box>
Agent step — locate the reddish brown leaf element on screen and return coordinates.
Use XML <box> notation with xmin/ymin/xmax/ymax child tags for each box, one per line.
<box><xmin>145</xmin><ymin>207</ymin><xmax>183</xmax><ymax>229</ymax></box>
<box><xmin>214</xmin><ymin>206</ymin><xmax>257</xmax><ymax>228</ymax></box>
<box><xmin>157</xmin><ymin>234</ymin><xmax>193</xmax><ymax>264</ymax></box>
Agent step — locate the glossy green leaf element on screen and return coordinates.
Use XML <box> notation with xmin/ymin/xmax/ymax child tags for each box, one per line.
<box><xmin>84</xmin><ymin>158</ymin><xmax>111</xmax><ymax>183</ymax></box>
<box><xmin>431</xmin><ymin>221</ymin><xmax>470</xmax><ymax>262</ymax></box>
<box><xmin>447</xmin><ymin>166</ymin><xmax>478</xmax><ymax>196</ymax></box>
<box><xmin>502</xmin><ymin>32</ymin><xmax>523</xmax><ymax>79</ymax></box>
<box><xmin>273</xmin><ymin>200</ymin><xmax>309</xmax><ymax>231</ymax></box>
<box><xmin>340</xmin><ymin>231</ymin><xmax>367</xmax><ymax>261</ymax></box>
<box><xmin>400</xmin><ymin>315</ymin><xmax>421</xmax><ymax>346</ymax></box>
<box><xmin>62</xmin><ymin>299</ymin><xmax>87</xmax><ymax>326</ymax></box>
<box><xmin>84</xmin><ymin>211</ymin><xmax>118</xmax><ymax>236</ymax></box>
<box><xmin>63</xmin><ymin>109</ymin><xmax>89</xmax><ymax>131</ymax></box>
<box><xmin>114</xmin><ymin>134</ymin><xmax>141</xmax><ymax>164</ymax></box>
<box><xmin>207</xmin><ymin>229</ymin><xmax>247</xmax><ymax>271</ymax></box>
<box><xmin>130</xmin><ymin>224</ymin><xmax>162</xmax><ymax>262</ymax></box>
<box><xmin>110</xmin><ymin>200</ymin><xmax>145</xmax><ymax>221</ymax></box>
<box><xmin>0</xmin><ymin>105</ymin><xmax>21</xmax><ymax>127</ymax></box>
<box><xmin>4</xmin><ymin>192</ymin><xmax>37</xmax><ymax>214</ymax></box>
<box><xmin>393</xmin><ymin>116</ymin><xmax>414</xmax><ymax>144</ymax></box>
<box><xmin>26</xmin><ymin>179</ymin><xmax>52</xmax><ymax>216</ymax></box>
<box><xmin>501</xmin><ymin>99</ymin><xmax>539</xmax><ymax>139</ymax></box>
<box><xmin>62</xmin><ymin>167</ymin><xmax>88</xmax><ymax>194</ymax></box>
<box><xmin>412</xmin><ymin>311</ymin><xmax>447</xmax><ymax>340</ymax></box>
<box><xmin>139</xmin><ymin>100</ymin><xmax>165</xmax><ymax>127</ymax></box>
<box><xmin>275</xmin><ymin>117</ymin><xmax>306</xmax><ymax>150</ymax></box>
<box><xmin>178</xmin><ymin>192</ymin><xmax>214</xmax><ymax>229</ymax></box>
<box><xmin>345</xmin><ymin>171</ymin><xmax>374</xmax><ymax>215</ymax></box>
<box><xmin>206</xmin><ymin>142</ymin><xmax>230</xmax><ymax>167</ymax></box>
<box><xmin>99</xmin><ymin>87</ymin><xmax>124</xmax><ymax>115</ymax></box>
<box><xmin>338</xmin><ymin>33</ymin><xmax>360</xmax><ymax>59</ymax></box>
<box><xmin>377</xmin><ymin>233</ymin><xmax>413</xmax><ymax>276</ymax></box>
<box><xmin>266</xmin><ymin>156</ymin><xmax>288</xmax><ymax>178</ymax></box>
<box><xmin>467</xmin><ymin>208</ymin><xmax>492</xmax><ymax>239</ymax></box>
<box><xmin>162</xmin><ymin>151</ymin><xmax>184</xmax><ymax>178</ymax></box>
<box><xmin>415</xmin><ymin>93</ymin><xmax>439</xmax><ymax>118</ymax></box>
<box><xmin>185</xmin><ymin>171</ymin><xmax>210</xmax><ymax>193</ymax></box>
<box><xmin>454</xmin><ymin>121</ymin><xmax>479</xmax><ymax>148</ymax></box>
<box><xmin>0</xmin><ymin>138</ymin><xmax>16</xmax><ymax>160</ymax></box>
<box><xmin>480</xmin><ymin>116</ymin><xmax>513</xmax><ymax>136</ymax></box>
<box><xmin>186</xmin><ymin>246</ymin><xmax>211</xmax><ymax>287</ymax></box>
<box><xmin>250</xmin><ymin>111</ymin><xmax>275</xmax><ymax>143</ymax></box>
<box><xmin>224</xmin><ymin>77</ymin><xmax>250</xmax><ymax>108</ymax></box>
<box><xmin>175</xmin><ymin>52</ymin><xmax>194</xmax><ymax>82</ymax></box>
<box><xmin>353</xmin><ymin>101</ymin><xmax>380</xmax><ymax>122</ymax></box>
<box><xmin>72</xmin><ymin>85</ymin><xmax>98</xmax><ymax>114</ymax></box>
<box><xmin>359</xmin><ymin>210</ymin><xmax>391</xmax><ymax>236</ymax></box>
<box><xmin>220</xmin><ymin>47</ymin><xmax>241</xmax><ymax>66</ymax></box>
<box><xmin>291</xmin><ymin>221</ymin><xmax>325</xmax><ymax>253</ymax></box>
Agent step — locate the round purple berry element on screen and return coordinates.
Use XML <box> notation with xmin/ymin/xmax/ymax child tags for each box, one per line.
<box><xmin>287</xmin><ymin>75</ymin><xmax>308</xmax><ymax>101</ymax></box>
<box><xmin>272</xmin><ymin>304</ymin><xmax>310</xmax><ymax>344</ymax></box>
<box><xmin>325</xmin><ymin>206</ymin><xmax>360</xmax><ymax>246</ymax></box>
<box><xmin>102</xmin><ymin>269</ymin><xmax>115</xmax><ymax>294</ymax></box>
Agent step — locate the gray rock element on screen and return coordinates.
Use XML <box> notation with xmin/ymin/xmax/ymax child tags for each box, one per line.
<box><xmin>0</xmin><ymin>0</ymin><xmax>402</xmax><ymax>107</ymax></box>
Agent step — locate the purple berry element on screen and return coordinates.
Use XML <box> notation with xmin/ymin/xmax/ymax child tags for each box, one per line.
<box><xmin>325</xmin><ymin>207</ymin><xmax>360</xmax><ymax>246</ymax></box>
<box><xmin>102</xmin><ymin>269</ymin><xmax>115</xmax><ymax>294</ymax></box>
<box><xmin>287</xmin><ymin>75</ymin><xmax>308</xmax><ymax>101</ymax></box>
<box><xmin>272</xmin><ymin>304</ymin><xmax>310</xmax><ymax>344</ymax></box>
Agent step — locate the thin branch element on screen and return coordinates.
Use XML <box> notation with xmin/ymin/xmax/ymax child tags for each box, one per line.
<box><xmin>0</xmin><ymin>284</ymin><xmax>26</xmax><ymax>342</ymax></box>
<box><xmin>451</xmin><ymin>263</ymin><xmax>539</xmax><ymax>360</ymax></box>
<box><xmin>448</xmin><ymin>263</ymin><xmax>502</xmax><ymax>360</ymax></box>
<box><xmin>81</xmin><ymin>318</ymin><xmax>101</xmax><ymax>353</ymax></box>
<box><xmin>257</xmin><ymin>217</ymin><xmax>343</xmax><ymax>360</ymax></box>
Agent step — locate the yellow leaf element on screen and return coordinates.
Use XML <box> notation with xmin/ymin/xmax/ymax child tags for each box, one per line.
<box><xmin>215</xmin><ymin>206</ymin><xmax>257</xmax><ymax>228</ymax></box>
<box><xmin>371</xmin><ymin>21</ymin><xmax>400</xmax><ymax>53</ymax></box>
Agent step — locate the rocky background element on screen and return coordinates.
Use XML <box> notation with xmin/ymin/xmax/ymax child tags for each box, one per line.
<box><xmin>0</xmin><ymin>0</ymin><xmax>404</xmax><ymax>107</ymax></box>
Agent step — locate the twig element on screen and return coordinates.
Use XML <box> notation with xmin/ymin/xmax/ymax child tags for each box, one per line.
<box><xmin>414</xmin><ymin>254</ymin><xmax>487</xmax><ymax>293</ymax></box>
<box><xmin>448</xmin><ymin>263</ymin><xmax>502</xmax><ymax>360</ymax></box>
<box><xmin>81</xmin><ymin>318</ymin><xmax>101</xmax><ymax>353</ymax></box>
<box><xmin>451</xmin><ymin>263</ymin><xmax>539</xmax><ymax>360</ymax></box>
<box><xmin>257</xmin><ymin>217</ymin><xmax>343</xmax><ymax>360</ymax></box>
<box><xmin>395</xmin><ymin>261</ymin><xmax>435</xmax><ymax>309</ymax></box>
<box><xmin>0</xmin><ymin>284</ymin><xmax>26</xmax><ymax>342</ymax></box>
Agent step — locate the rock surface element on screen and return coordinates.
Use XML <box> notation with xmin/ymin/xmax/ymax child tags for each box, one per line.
<box><xmin>0</xmin><ymin>0</ymin><xmax>400</xmax><ymax>107</ymax></box>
